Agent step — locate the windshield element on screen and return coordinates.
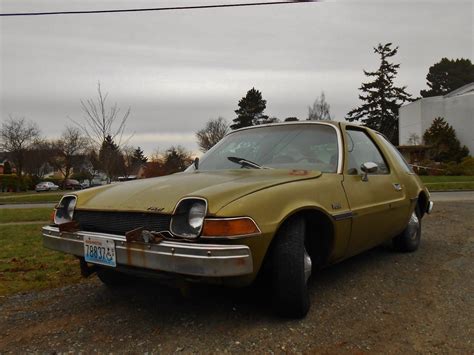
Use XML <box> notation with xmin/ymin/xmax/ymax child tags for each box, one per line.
<box><xmin>195</xmin><ymin>124</ymin><xmax>339</xmax><ymax>173</ymax></box>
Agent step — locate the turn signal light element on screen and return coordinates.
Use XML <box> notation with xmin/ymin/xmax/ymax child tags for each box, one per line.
<box><xmin>201</xmin><ymin>218</ymin><xmax>260</xmax><ymax>238</ymax></box>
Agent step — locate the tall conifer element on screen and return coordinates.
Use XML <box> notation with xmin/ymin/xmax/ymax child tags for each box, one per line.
<box><xmin>346</xmin><ymin>43</ymin><xmax>412</xmax><ymax>145</ymax></box>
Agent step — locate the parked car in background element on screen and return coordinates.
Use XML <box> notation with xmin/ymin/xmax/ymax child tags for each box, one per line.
<box><xmin>35</xmin><ymin>181</ymin><xmax>59</xmax><ymax>192</ymax></box>
<box><xmin>80</xmin><ymin>181</ymin><xmax>90</xmax><ymax>189</ymax></box>
<box><xmin>90</xmin><ymin>178</ymin><xmax>106</xmax><ymax>187</ymax></box>
<box><xmin>43</xmin><ymin>122</ymin><xmax>433</xmax><ymax>318</ymax></box>
<box><xmin>62</xmin><ymin>179</ymin><xmax>82</xmax><ymax>190</ymax></box>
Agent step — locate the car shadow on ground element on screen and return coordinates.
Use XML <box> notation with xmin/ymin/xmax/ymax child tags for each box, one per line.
<box><xmin>90</xmin><ymin>242</ymin><xmax>398</xmax><ymax>322</ymax></box>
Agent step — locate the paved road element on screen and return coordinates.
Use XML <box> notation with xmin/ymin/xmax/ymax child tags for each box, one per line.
<box><xmin>430</xmin><ymin>191</ymin><xmax>474</xmax><ymax>202</ymax></box>
<box><xmin>0</xmin><ymin>203</ymin><xmax>56</xmax><ymax>209</ymax></box>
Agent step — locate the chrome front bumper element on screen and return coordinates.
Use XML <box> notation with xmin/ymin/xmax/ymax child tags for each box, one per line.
<box><xmin>42</xmin><ymin>226</ymin><xmax>253</xmax><ymax>277</ymax></box>
<box><xmin>427</xmin><ymin>201</ymin><xmax>434</xmax><ymax>214</ymax></box>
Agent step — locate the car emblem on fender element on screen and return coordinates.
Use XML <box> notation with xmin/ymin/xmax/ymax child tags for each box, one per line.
<box><xmin>147</xmin><ymin>206</ymin><xmax>164</xmax><ymax>212</ymax></box>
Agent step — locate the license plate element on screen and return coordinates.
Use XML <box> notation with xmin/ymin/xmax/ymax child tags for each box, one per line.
<box><xmin>84</xmin><ymin>236</ymin><xmax>116</xmax><ymax>267</ymax></box>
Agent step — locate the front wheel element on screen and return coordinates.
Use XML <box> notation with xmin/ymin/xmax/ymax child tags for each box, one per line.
<box><xmin>271</xmin><ymin>217</ymin><xmax>311</xmax><ymax>318</ymax></box>
<box><xmin>392</xmin><ymin>206</ymin><xmax>421</xmax><ymax>252</ymax></box>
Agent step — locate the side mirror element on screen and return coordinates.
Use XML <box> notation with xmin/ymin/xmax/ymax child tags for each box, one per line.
<box><xmin>360</xmin><ymin>162</ymin><xmax>378</xmax><ymax>181</ymax></box>
<box><xmin>194</xmin><ymin>157</ymin><xmax>199</xmax><ymax>170</ymax></box>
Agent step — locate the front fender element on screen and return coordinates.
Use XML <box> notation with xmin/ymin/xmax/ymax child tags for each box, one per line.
<box><xmin>213</xmin><ymin>174</ymin><xmax>351</xmax><ymax>279</ymax></box>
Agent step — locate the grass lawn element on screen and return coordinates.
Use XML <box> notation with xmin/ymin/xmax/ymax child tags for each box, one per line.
<box><xmin>0</xmin><ymin>224</ymin><xmax>82</xmax><ymax>296</ymax></box>
<box><xmin>0</xmin><ymin>208</ymin><xmax>53</xmax><ymax>224</ymax></box>
<box><xmin>0</xmin><ymin>191</ymin><xmax>65</xmax><ymax>204</ymax></box>
<box><xmin>419</xmin><ymin>175</ymin><xmax>474</xmax><ymax>191</ymax></box>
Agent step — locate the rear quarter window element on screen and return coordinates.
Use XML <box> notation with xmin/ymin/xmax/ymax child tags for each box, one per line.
<box><xmin>376</xmin><ymin>133</ymin><xmax>414</xmax><ymax>174</ymax></box>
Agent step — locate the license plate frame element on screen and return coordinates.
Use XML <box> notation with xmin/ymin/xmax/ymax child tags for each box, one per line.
<box><xmin>84</xmin><ymin>236</ymin><xmax>116</xmax><ymax>267</ymax></box>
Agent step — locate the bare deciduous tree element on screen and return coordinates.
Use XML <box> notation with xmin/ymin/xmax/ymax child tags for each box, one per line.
<box><xmin>74</xmin><ymin>82</ymin><xmax>131</xmax><ymax>147</ymax></box>
<box><xmin>196</xmin><ymin>117</ymin><xmax>229</xmax><ymax>152</ymax></box>
<box><xmin>308</xmin><ymin>91</ymin><xmax>332</xmax><ymax>121</ymax></box>
<box><xmin>0</xmin><ymin>116</ymin><xmax>40</xmax><ymax>176</ymax></box>
<box><xmin>50</xmin><ymin>127</ymin><xmax>90</xmax><ymax>180</ymax></box>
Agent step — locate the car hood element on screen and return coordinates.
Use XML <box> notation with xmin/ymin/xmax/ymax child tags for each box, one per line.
<box><xmin>74</xmin><ymin>169</ymin><xmax>322</xmax><ymax>215</ymax></box>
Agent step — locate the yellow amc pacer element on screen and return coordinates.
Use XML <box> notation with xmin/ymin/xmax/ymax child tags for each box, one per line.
<box><xmin>43</xmin><ymin>122</ymin><xmax>433</xmax><ymax>318</ymax></box>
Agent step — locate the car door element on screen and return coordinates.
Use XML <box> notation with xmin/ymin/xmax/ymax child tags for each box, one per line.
<box><xmin>342</xmin><ymin>127</ymin><xmax>409</xmax><ymax>256</ymax></box>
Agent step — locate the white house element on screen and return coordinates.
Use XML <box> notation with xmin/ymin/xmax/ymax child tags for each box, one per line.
<box><xmin>399</xmin><ymin>83</ymin><xmax>474</xmax><ymax>154</ymax></box>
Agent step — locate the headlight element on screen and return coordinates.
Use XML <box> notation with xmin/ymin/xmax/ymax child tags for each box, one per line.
<box><xmin>170</xmin><ymin>198</ymin><xmax>207</xmax><ymax>238</ymax></box>
<box><xmin>188</xmin><ymin>203</ymin><xmax>206</xmax><ymax>229</ymax></box>
<box><xmin>54</xmin><ymin>195</ymin><xmax>77</xmax><ymax>224</ymax></box>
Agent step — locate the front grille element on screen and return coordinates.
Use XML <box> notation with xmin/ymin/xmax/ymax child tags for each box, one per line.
<box><xmin>73</xmin><ymin>210</ymin><xmax>171</xmax><ymax>235</ymax></box>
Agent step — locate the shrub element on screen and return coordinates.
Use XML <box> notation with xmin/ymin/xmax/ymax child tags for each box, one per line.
<box><xmin>444</xmin><ymin>162</ymin><xmax>464</xmax><ymax>176</ymax></box>
<box><xmin>459</xmin><ymin>157</ymin><xmax>474</xmax><ymax>175</ymax></box>
<box><xmin>414</xmin><ymin>160</ymin><xmax>445</xmax><ymax>176</ymax></box>
<box><xmin>423</xmin><ymin>117</ymin><xmax>469</xmax><ymax>163</ymax></box>
<box><xmin>0</xmin><ymin>174</ymin><xmax>29</xmax><ymax>192</ymax></box>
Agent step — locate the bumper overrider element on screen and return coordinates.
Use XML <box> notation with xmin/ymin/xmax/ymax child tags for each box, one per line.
<box><xmin>42</xmin><ymin>225</ymin><xmax>253</xmax><ymax>277</ymax></box>
<box><xmin>427</xmin><ymin>200</ymin><xmax>434</xmax><ymax>214</ymax></box>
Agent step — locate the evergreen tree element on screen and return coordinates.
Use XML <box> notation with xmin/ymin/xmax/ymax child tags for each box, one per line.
<box><xmin>423</xmin><ymin>117</ymin><xmax>469</xmax><ymax>163</ymax></box>
<box><xmin>132</xmin><ymin>146</ymin><xmax>148</xmax><ymax>165</ymax></box>
<box><xmin>163</xmin><ymin>146</ymin><xmax>192</xmax><ymax>174</ymax></box>
<box><xmin>346</xmin><ymin>43</ymin><xmax>413</xmax><ymax>145</ymax></box>
<box><xmin>420</xmin><ymin>58</ymin><xmax>474</xmax><ymax>98</ymax></box>
<box><xmin>231</xmin><ymin>88</ymin><xmax>268</xmax><ymax>129</ymax></box>
<box><xmin>99</xmin><ymin>135</ymin><xmax>124</xmax><ymax>182</ymax></box>
<box><xmin>3</xmin><ymin>161</ymin><xmax>12</xmax><ymax>174</ymax></box>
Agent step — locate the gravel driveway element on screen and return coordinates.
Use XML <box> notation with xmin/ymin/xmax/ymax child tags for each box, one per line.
<box><xmin>0</xmin><ymin>201</ymin><xmax>473</xmax><ymax>353</ymax></box>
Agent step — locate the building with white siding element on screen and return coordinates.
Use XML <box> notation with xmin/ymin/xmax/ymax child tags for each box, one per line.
<box><xmin>399</xmin><ymin>83</ymin><xmax>474</xmax><ymax>155</ymax></box>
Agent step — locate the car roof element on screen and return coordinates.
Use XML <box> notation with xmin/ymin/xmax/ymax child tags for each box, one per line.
<box><xmin>229</xmin><ymin>120</ymin><xmax>337</xmax><ymax>134</ymax></box>
<box><xmin>227</xmin><ymin>120</ymin><xmax>373</xmax><ymax>136</ymax></box>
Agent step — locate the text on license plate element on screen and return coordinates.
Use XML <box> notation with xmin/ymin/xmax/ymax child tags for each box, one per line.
<box><xmin>84</xmin><ymin>236</ymin><xmax>116</xmax><ymax>267</ymax></box>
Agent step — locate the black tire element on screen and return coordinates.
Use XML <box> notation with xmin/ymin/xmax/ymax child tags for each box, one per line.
<box><xmin>271</xmin><ymin>216</ymin><xmax>311</xmax><ymax>318</ymax></box>
<box><xmin>97</xmin><ymin>268</ymin><xmax>134</xmax><ymax>286</ymax></box>
<box><xmin>392</xmin><ymin>206</ymin><xmax>421</xmax><ymax>252</ymax></box>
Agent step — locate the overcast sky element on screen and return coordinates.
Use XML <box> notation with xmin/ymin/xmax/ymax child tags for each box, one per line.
<box><xmin>1</xmin><ymin>0</ymin><xmax>472</xmax><ymax>156</ymax></box>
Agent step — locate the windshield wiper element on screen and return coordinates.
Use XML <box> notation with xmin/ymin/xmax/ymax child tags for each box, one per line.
<box><xmin>227</xmin><ymin>156</ymin><xmax>262</xmax><ymax>169</ymax></box>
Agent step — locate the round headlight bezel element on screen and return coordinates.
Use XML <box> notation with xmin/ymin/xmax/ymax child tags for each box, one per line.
<box><xmin>54</xmin><ymin>195</ymin><xmax>77</xmax><ymax>225</ymax></box>
<box><xmin>170</xmin><ymin>198</ymin><xmax>207</xmax><ymax>239</ymax></box>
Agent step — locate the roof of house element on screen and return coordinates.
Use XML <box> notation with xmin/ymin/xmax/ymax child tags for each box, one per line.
<box><xmin>444</xmin><ymin>82</ymin><xmax>474</xmax><ymax>98</ymax></box>
<box><xmin>402</xmin><ymin>82</ymin><xmax>474</xmax><ymax>108</ymax></box>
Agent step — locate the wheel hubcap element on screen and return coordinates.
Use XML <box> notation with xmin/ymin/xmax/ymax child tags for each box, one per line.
<box><xmin>407</xmin><ymin>211</ymin><xmax>420</xmax><ymax>240</ymax></box>
<box><xmin>303</xmin><ymin>248</ymin><xmax>312</xmax><ymax>283</ymax></box>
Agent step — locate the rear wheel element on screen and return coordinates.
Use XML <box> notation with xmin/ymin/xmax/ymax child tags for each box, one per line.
<box><xmin>271</xmin><ymin>216</ymin><xmax>311</xmax><ymax>318</ymax></box>
<box><xmin>392</xmin><ymin>206</ymin><xmax>421</xmax><ymax>252</ymax></box>
<box><xmin>97</xmin><ymin>268</ymin><xmax>134</xmax><ymax>286</ymax></box>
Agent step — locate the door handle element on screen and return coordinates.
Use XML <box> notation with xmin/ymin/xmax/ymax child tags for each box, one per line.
<box><xmin>393</xmin><ymin>183</ymin><xmax>403</xmax><ymax>191</ymax></box>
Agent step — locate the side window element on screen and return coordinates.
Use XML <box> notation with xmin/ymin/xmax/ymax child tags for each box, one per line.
<box><xmin>376</xmin><ymin>133</ymin><xmax>415</xmax><ymax>174</ymax></box>
<box><xmin>345</xmin><ymin>129</ymin><xmax>389</xmax><ymax>175</ymax></box>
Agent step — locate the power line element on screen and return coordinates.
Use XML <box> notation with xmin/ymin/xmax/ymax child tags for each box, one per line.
<box><xmin>0</xmin><ymin>1</ymin><xmax>316</xmax><ymax>17</ymax></box>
